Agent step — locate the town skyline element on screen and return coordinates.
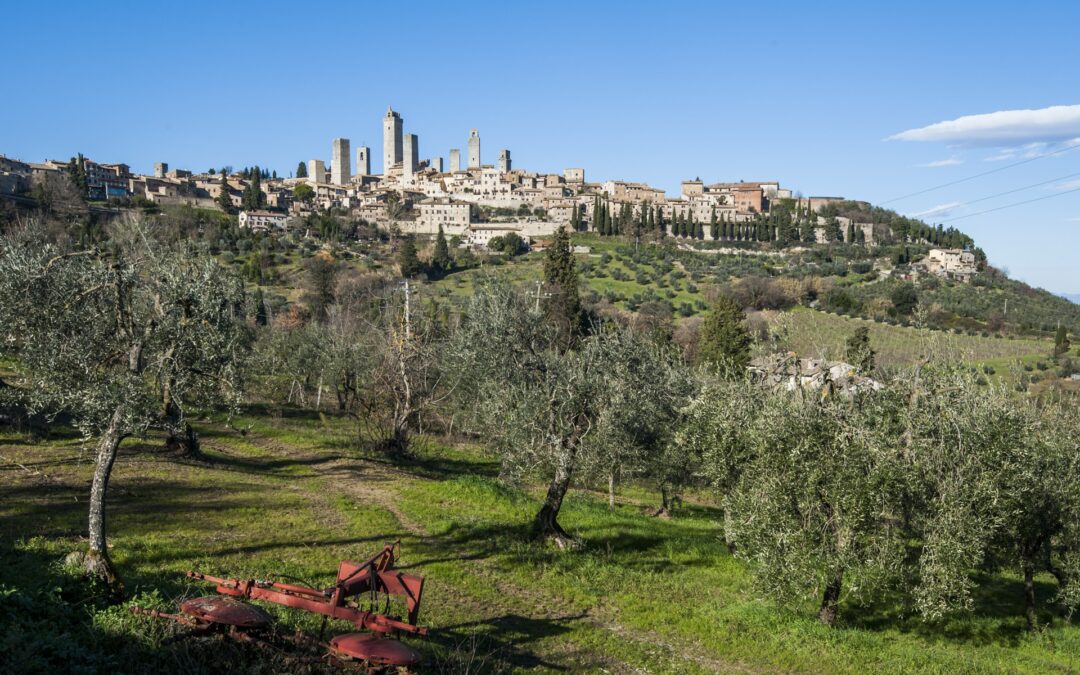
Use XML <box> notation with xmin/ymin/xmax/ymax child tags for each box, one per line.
<box><xmin>4</xmin><ymin>1</ymin><xmax>1079</xmax><ymax>294</ymax></box>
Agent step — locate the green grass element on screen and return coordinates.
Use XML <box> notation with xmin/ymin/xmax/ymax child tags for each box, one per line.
<box><xmin>768</xmin><ymin>307</ymin><xmax>1051</xmax><ymax>369</ymax></box>
<box><xmin>4</xmin><ymin>412</ymin><xmax>1080</xmax><ymax>673</ymax></box>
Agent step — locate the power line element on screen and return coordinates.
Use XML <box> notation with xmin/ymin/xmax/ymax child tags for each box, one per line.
<box><xmin>880</xmin><ymin>143</ymin><xmax>1080</xmax><ymax>205</ymax></box>
<box><xmin>936</xmin><ymin>170</ymin><xmax>1080</xmax><ymax>212</ymax></box>
<box><xmin>941</xmin><ymin>185</ymin><xmax>1080</xmax><ymax>223</ymax></box>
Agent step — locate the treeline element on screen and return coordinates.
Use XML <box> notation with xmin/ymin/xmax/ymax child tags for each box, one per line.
<box><xmin>817</xmin><ymin>199</ymin><xmax>977</xmax><ymax>250</ymax></box>
<box><xmin>2</xmin><ymin>218</ymin><xmax>1079</xmax><ymax>633</ymax></box>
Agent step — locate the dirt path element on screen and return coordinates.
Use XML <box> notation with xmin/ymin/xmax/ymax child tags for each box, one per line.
<box><xmin>213</xmin><ymin>424</ymin><xmax>755</xmax><ymax>673</ymax></box>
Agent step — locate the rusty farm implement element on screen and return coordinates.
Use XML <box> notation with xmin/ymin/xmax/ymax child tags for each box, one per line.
<box><xmin>132</xmin><ymin>542</ymin><xmax>427</xmax><ymax>669</ymax></box>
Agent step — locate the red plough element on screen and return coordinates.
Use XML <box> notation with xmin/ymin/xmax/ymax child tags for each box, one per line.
<box><xmin>133</xmin><ymin>543</ymin><xmax>427</xmax><ymax>669</ymax></box>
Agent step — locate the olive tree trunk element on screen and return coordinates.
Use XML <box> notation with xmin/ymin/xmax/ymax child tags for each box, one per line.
<box><xmin>1022</xmin><ymin>541</ymin><xmax>1041</xmax><ymax>631</ymax></box>
<box><xmin>86</xmin><ymin>407</ymin><xmax>127</xmax><ymax>597</ymax></box>
<box><xmin>818</xmin><ymin>570</ymin><xmax>843</xmax><ymax>626</ymax></box>
<box><xmin>533</xmin><ymin>443</ymin><xmax>579</xmax><ymax>549</ymax></box>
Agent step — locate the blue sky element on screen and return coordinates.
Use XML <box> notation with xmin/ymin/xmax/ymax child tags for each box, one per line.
<box><xmin>5</xmin><ymin>1</ymin><xmax>1079</xmax><ymax>294</ymax></box>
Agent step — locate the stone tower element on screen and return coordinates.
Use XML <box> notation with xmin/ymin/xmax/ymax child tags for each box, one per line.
<box><xmin>499</xmin><ymin>149</ymin><xmax>511</xmax><ymax>173</ymax></box>
<box><xmin>154</xmin><ymin>162</ymin><xmax>168</xmax><ymax>178</ymax></box>
<box><xmin>307</xmin><ymin>159</ymin><xmax>325</xmax><ymax>186</ymax></box>
<box><xmin>331</xmin><ymin>138</ymin><xmax>351</xmax><ymax>185</ymax></box>
<box><xmin>449</xmin><ymin>149</ymin><xmax>461</xmax><ymax>173</ymax></box>
<box><xmin>403</xmin><ymin>134</ymin><xmax>418</xmax><ymax>181</ymax></box>
<box><xmin>429</xmin><ymin>157</ymin><xmax>443</xmax><ymax>173</ymax></box>
<box><xmin>356</xmin><ymin>146</ymin><xmax>371</xmax><ymax>176</ymax></box>
<box><xmin>467</xmin><ymin>129</ymin><xmax>480</xmax><ymax>169</ymax></box>
<box><xmin>382</xmin><ymin>106</ymin><xmax>403</xmax><ymax>175</ymax></box>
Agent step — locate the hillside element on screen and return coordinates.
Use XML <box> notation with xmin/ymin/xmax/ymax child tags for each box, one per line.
<box><xmin>5</xmin><ymin>412</ymin><xmax>1080</xmax><ymax>673</ymax></box>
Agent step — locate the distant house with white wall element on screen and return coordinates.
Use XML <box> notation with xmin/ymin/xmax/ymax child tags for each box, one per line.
<box><xmin>922</xmin><ymin>248</ymin><xmax>978</xmax><ymax>281</ymax></box>
<box><xmin>239</xmin><ymin>210</ymin><xmax>288</xmax><ymax>232</ymax></box>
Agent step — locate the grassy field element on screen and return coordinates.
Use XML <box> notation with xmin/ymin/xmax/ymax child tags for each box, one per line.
<box><xmin>764</xmin><ymin>307</ymin><xmax>1054</xmax><ymax>370</ymax></box>
<box><xmin>4</xmin><ymin>409</ymin><xmax>1080</xmax><ymax>673</ymax></box>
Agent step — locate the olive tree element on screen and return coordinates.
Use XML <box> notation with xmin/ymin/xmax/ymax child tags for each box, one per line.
<box><xmin>449</xmin><ymin>281</ymin><xmax>688</xmax><ymax>547</ymax></box>
<box><xmin>578</xmin><ymin>330</ymin><xmax>693</xmax><ymax>512</ymax></box>
<box><xmin>726</xmin><ymin>389</ymin><xmax>910</xmax><ymax>625</ymax></box>
<box><xmin>677</xmin><ymin>374</ymin><xmax>763</xmax><ymax>549</ymax></box>
<box><xmin>0</xmin><ymin>219</ymin><xmax>250</xmax><ymax>595</ymax></box>
<box><xmin>906</xmin><ymin>368</ymin><xmax>1080</xmax><ymax>628</ymax></box>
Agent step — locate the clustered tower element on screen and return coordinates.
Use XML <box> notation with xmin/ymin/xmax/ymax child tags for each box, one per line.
<box><xmin>331</xmin><ymin>138</ymin><xmax>351</xmax><ymax>185</ymax></box>
<box><xmin>356</xmin><ymin>146</ymin><xmax>370</xmax><ymax>176</ymax></box>
<box><xmin>316</xmin><ymin>108</ymin><xmax>506</xmax><ymax>181</ymax></box>
<box><xmin>467</xmin><ymin>129</ymin><xmax>481</xmax><ymax>169</ymax></box>
<box><xmin>383</xmin><ymin>107</ymin><xmax>403</xmax><ymax>174</ymax></box>
<box><xmin>307</xmin><ymin>159</ymin><xmax>325</xmax><ymax>185</ymax></box>
<box><xmin>403</xmin><ymin>133</ymin><xmax>418</xmax><ymax>181</ymax></box>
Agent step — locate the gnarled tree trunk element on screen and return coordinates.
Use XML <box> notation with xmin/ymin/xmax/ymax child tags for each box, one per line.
<box><xmin>86</xmin><ymin>407</ymin><xmax>127</xmax><ymax>598</ymax></box>
<box><xmin>1022</xmin><ymin>540</ymin><xmax>1042</xmax><ymax>631</ymax></box>
<box><xmin>818</xmin><ymin>570</ymin><xmax>843</xmax><ymax>626</ymax></box>
<box><xmin>533</xmin><ymin>443</ymin><xmax>579</xmax><ymax>549</ymax></box>
<box><xmin>723</xmin><ymin>504</ymin><xmax>737</xmax><ymax>555</ymax></box>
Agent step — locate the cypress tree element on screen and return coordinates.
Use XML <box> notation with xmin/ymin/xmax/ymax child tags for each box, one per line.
<box><xmin>253</xmin><ymin>287</ymin><xmax>268</xmax><ymax>326</ymax></box>
<box><xmin>398</xmin><ymin>237</ymin><xmax>420</xmax><ymax>278</ymax></box>
<box><xmin>433</xmin><ymin>223</ymin><xmax>451</xmax><ymax>272</ymax></box>
<box><xmin>217</xmin><ymin>173</ymin><xmax>233</xmax><ymax>213</ymax></box>
<box><xmin>1054</xmin><ymin>325</ymin><xmax>1071</xmax><ymax>357</ymax></box>
<box><xmin>699</xmin><ymin>293</ymin><xmax>751</xmax><ymax>375</ymax></box>
<box><xmin>296</xmin><ymin>161</ymin><xmax>308</xmax><ymax>178</ymax></box>
<box><xmin>695</xmin><ymin>218</ymin><xmax>704</xmax><ymax>240</ymax></box>
<box><xmin>543</xmin><ymin>226</ymin><xmax>581</xmax><ymax>349</ymax></box>
<box><xmin>709</xmin><ymin>206</ymin><xmax>718</xmax><ymax>240</ymax></box>
<box><xmin>845</xmin><ymin>326</ymin><xmax>875</xmax><ymax>374</ymax></box>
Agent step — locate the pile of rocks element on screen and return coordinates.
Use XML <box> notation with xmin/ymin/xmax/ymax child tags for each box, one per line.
<box><xmin>749</xmin><ymin>352</ymin><xmax>883</xmax><ymax>397</ymax></box>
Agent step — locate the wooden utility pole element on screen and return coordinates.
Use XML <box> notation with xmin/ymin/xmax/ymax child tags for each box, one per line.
<box><xmin>403</xmin><ymin>278</ymin><xmax>412</xmax><ymax>340</ymax></box>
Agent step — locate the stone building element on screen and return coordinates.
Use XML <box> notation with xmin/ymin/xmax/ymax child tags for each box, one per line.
<box><xmin>923</xmin><ymin>248</ymin><xmax>978</xmax><ymax>281</ymax></box>
<box><xmin>356</xmin><ymin>146</ymin><xmax>371</xmax><ymax>176</ymax></box>
<box><xmin>499</xmin><ymin>149</ymin><xmax>511</xmax><ymax>173</ymax></box>
<box><xmin>403</xmin><ymin>134</ymin><xmax>419</xmax><ymax>181</ymax></box>
<box><xmin>331</xmin><ymin>137</ymin><xmax>351</xmax><ymax>185</ymax></box>
<box><xmin>449</xmin><ymin>149</ymin><xmax>461</xmax><ymax>172</ymax></box>
<box><xmin>383</xmin><ymin>107</ymin><xmax>403</xmax><ymax>175</ymax></box>
<box><xmin>467</xmin><ymin>224</ymin><xmax>529</xmax><ymax>249</ymax></box>
<box><xmin>154</xmin><ymin>162</ymin><xmax>168</xmax><ymax>178</ymax></box>
<box><xmin>417</xmin><ymin>198</ymin><xmax>472</xmax><ymax>234</ymax></box>
<box><xmin>307</xmin><ymin>159</ymin><xmax>326</xmax><ymax>186</ymax></box>
<box><xmin>564</xmin><ymin>168</ymin><xmax>585</xmax><ymax>184</ymax></box>
<box><xmin>239</xmin><ymin>210</ymin><xmax>289</xmax><ymax>232</ymax></box>
<box><xmin>467</xmin><ymin>129</ymin><xmax>480</xmax><ymax>169</ymax></box>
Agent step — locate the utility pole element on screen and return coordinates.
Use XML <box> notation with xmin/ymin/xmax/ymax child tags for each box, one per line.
<box><xmin>403</xmin><ymin>278</ymin><xmax>412</xmax><ymax>340</ymax></box>
<box><xmin>534</xmin><ymin>280</ymin><xmax>551</xmax><ymax>313</ymax></box>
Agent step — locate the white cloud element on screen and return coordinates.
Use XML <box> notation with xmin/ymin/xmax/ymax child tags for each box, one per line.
<box><xmin>1053</xmin><ymin>179</ymin><xmax>1080</xmax><ymax>191</ymax></box>
<box><xmin>889</xmin><ymin>104</ymin><xmax>1080</xmax><ymax>146</ymax></box>
<box><xmin>911</xmin><ymin>202</ymin><xmax>962</xmax><ymax>218</ymax></box>
<box><xmin>920</xmin><ymin>157</ymin><xmax>964</xmax><ymax>168</ymax></box>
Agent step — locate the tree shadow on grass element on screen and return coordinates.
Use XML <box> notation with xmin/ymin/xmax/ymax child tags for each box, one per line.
<box><xmin>429</xmin><ymin>611</ymin><xmax>592</xmax><ymax>672</ymax></box>
<box><xmin>362</xmin><ymin>450</ymin><xmax>500</xmax><ymax>482</ymax></box>
<box><xmin>843</xmin><ymin>571</ymin><xmax>1063</xmax><ymax>647</ymax></box>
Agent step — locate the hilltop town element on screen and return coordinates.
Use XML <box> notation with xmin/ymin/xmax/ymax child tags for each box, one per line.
<box><xmin>0</xmin><ymin>105</ymin><xmax>983</xmax><ymax>281</ymax></box>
